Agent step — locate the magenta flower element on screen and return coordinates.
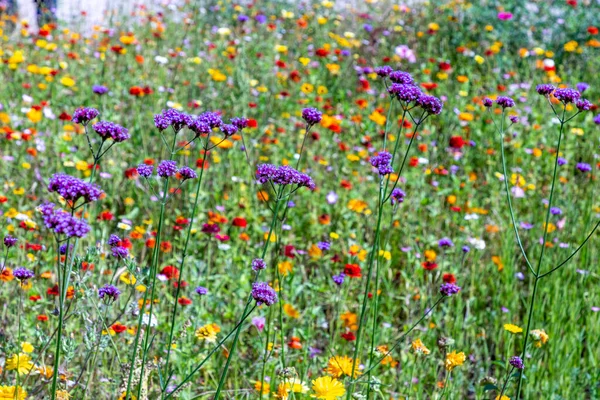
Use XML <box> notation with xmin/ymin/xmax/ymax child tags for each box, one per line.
<box><xmin>497</xmin><ymin>12</ymin><xmax>513</xmax><ymax>20</ymax></box>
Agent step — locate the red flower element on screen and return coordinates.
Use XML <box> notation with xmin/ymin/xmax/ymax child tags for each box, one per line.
<box><xmin>443</xmin><ymin>273</ymin><xmax>456</xmax><ymax>284</ymax></box>
<box><xmin>422</xmin><ymin>261</ymin><xmax>438</xmax><ymax>271</ymax></box>
<box><xmin>111</xmin><ymin>323</ymin><xmax>127</xmax><ymax>334</ymax></box>
<box><xmin>178</xmin><ymin>297</ymin><xmax>192</xmax><ymax>306</ymax></box>
<box><xmin>160</xmin><ymin>265</ymin><xmax>179</xmax><ymax>280</ymax></box>
<box><xmin>588</xmin><ymin>26</ymin><xmax>599</xmax><ymax>35</ymax></box>
<box><xmin>341</xmin><ymin>331</ymin><xmax>356</xmax><ymax>341</ymax></box>
<box><xmin>47</xmin><ymin>285</ymin><xmax>60</xmax><ymax>296</ymax></box>
<box><xmin>288</xmin><ymin>336</ymin><xmax>302</xmax><ymax>349</ymax></box>
<box><xmin>449</xmin><ymin>136</ymin><xmax>465</xmax><ymax>149</ymax></box>
<box><xmin>316</xmin><ymin>48</ymin><xmax>329</xmax><ymax>57</ymax></box>
<box><xmin>232</xmin><ymin>217</ymin><xmax>247</xmax><ymax>228</ymax></box>
<box><xmin>344</xmin><ymin>263</ymin><xmax>362</xmax><ymax>278</ymax></box>
<box><xmin>37</xmin><ymin>315</ymin><xmax>48</xmax><ymax>322</ymax></box>
<box><xmin>284</xmin><ymin>245</ymin><xmax>296</xmax><ymax>259</ymax></box>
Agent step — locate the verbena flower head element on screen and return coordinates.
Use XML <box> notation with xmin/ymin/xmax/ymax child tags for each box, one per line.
<box><xmin>440</xmin><ymin>283</ymin><xmax>461</xmax><ymax>296</ymax></box>
<box><xmin>374</xmin><ymin>65</ymin><xmax>393</xmax><ymax>77</ymax></box>
<box><xmin>251</xmin><ymin>258</ymin><xmax>266</xmax><ymax>271</ymax></box>
<box><xmin>48</xmin><ymin>173</ymin><xmax>103</xmax><ymax>204</ymax></box>
<box><xmin>317</xmin><ymin>241</ymin><xmax>330</xmax><ymax>251</ymax></box>
<box><xmin>388</xmin><ymin>83</ymin><xmax>422</xmax><ymax>103</ymax></box>
<box><xmin>13</xmin><ymin>267</ymin><xmax>34</xmax><ymax>282</ymax></box>
<box><xmin>536</xmin><ymin>84</ymin><xmax>555</xmax><ymax>96</ymax></box>
<box><xmin>72</xmin><ymin>107</ymin><xmax>99</xmax><ymax>124</ymax></box>
<box><xmin>576</xmin><ymin>162</ymin><xmax>592</xmax><ymax>173</ymax></box>
<box><xmin>198</xmin><ymin>111</ymin><xmax>223</xmax><ymax>129</ymax></box>
<box><xmin>92</xmin><ymin>85</ymin><xmax>109</xmax><ymax>95</ymax></box>
<box><xmin>576</xmin><ymin>82</ymin><xmax>589</xmax><ymax>93</ymax></box>
<box><xmin>302</xmin><ymin>107</ymin><xmax>323</xmax><ymax>126</ymax></box>
<box><xmin>509</xmin><ymin>115</ymin><xmax>519</xmax><ymax>124</ymax></box>
<box><xmin>553</xmin><ymin>88</ymin><xmax>581</xmax><ymax>104</ymax></box>
<box><xmin>251</xmin><ymin>281</ymin><xmax>278</xmax><ymax>306</ymax></box>
<box><xmin>230</xmin><ymin>117</ymin><xmax>249</xmax><ymax>130</ymax></box>
<box><xmin>98</xmin><ymin>284</ymin><xmax>121</xmax><ymax>301</ymax></box>
<box><xmin>388</xmin><ymin>70</ymin><xmax>414</xmax><ymax>85</ymax></box>
<box><xmin>155</xmin><ymin>109</ymin><xmax>193</xmax><ymax>132</ymax></box>
<box><xmin>92</xmin><ymin>121</ymin><xmax>130</xmax><ymax>142</ymax></box>
<box><xmin>137</xmin><ymin>163</ymin><xmax>154</xmax><ymax>178</ymax></box>
<box><xmin>256</xmin><ymin>164</ymin><xmax>316</xmax><ymax>190</ymax></box>
<box><xmin>332</xmin><ymin>273</ymin><xmax>345</xmax><ymax>286</ymax></box>
<box><xmin>111</xmin><ymin>246</ymin><xmax>129</xmax><ymax>258</ymax></box>
<box><xmin>594</xmin><ymin>114</ymin><xmax>600</xmax><ymax>125</ymax></box>
<box><xmin>3</xmin><ymin>235</ymin><xmax>18</xmax><ymax>248</ymax></box>
<box><xmin>157</xmin><ymin>160</ymin><xmax>178</xmax><ymax>178</ymax></box>
<box><xmin>496</xmin><ymin>96</ymin><xmax>515</xmax><ymax>108</ymax></box>
<box><xmin>195</xmin><ymin>286</ymin><xmax>208</xmax><ymax>295</ymax></box>
<box><xmin>390</xmin><ymin>188</ymin><xmax>406</xmax><ymax>205</ymax></box>
<box><xmin>39</xmin><ymin>203</ymin><xmax>90</xmax><ymax>238</ymax></box>
<box><xmin>108</xmin><ymin>234</ymin><xmax>121</xmax><ymax>247</ymax></box>
<box><xmin>188</xmin><ymin>118</ymin><xmax>211</xmax><ymax>136</ymax></box>
<box><xmin>220</xmin><ymin>124</ymin><xmax>238</xmax><ymax>137</ymax></box>
<box><xmin>462</xmin><ymin>245</ymin><xmax>470</xmax><ymax>253</ymax></box>
<box><xmin>509</xmin><ymin>356</ymin><xmax>524</xmax><ymax>370</ymax></box>
<box><xmin>576</xmin><ymin>99</ymin><xmax>592</xmax><ymax>111</ymax></box>
<box><xmin>177</xmin><ymin>166</ymin><xmax>197</xmax><ymax>180</ymax></box>
<box><xmin>482</xmin><ymin>98</ymin><xmax>494</xmax><ymax>107</ymax></box>
<box><xmin>438</xmin><ymin>237</ymin><xmax>454</xmax><ymax>248</ymax></box>
<box><xmin>370</xmin><ymin>151</ymin><xmax>393</xmax><ymax>175</ymax></box>
<box><xmin>417</xmin><ymin>94</ymin><xmax>443</xmax><ymax>115</ymax></box>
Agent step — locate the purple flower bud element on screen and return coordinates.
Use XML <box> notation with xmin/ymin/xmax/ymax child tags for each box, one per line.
<box><xmin>536</xmin><ymin>84</ymin><xmax>555</xmax><ymax>96</ymax></box>
<box><xmin>13</xmin><ymin>267</ymin><xmax>35</xmax><ymax>282</ymax></box>
<box><xmin>302</xmin><ymin>107</ymin><xmax>322</xmax><ymax>126</ymax></box>
<box><xmin>332</xmin><ymin>273</ymin><xmax>345</xmax><ymax>286</ymax></box>
<box><xmin>388</xmin><ymin>83</ymin><xmax>422</xmax><ymax>103</ymax></box>
<box><xmin>417</xmin><ymin>94</ymin><xmax>443</xmax><ymax>115</ymax></box>
<box><xmin>482</xmin><ymin>98</ymin><xmax>494</xmax><ymax>108</ymax></box>
<box><xmin>98</xmin><ymin>284</ymin><xmax>121</xmax><ymax>301</ymax></box>
<box><xmin>576</xmin><ymin>99</ymin><xmax>592</xmax><ymax>111</ymax></box>
<box><xmin>576</xmin><ymin>162</ymin><xmax>592</xmax><ymax>173</ymax></box>
<box><xmin>251</xmin><ymin>282</ymin><xmax>278</xmax><ymax>306</ymax></box>
<box><xmin>178</xmin><ymin>166</ymin><xmax>197</xmax><ymax>180</ymax></box>
<box><xmin>438</xmin><ymin>237</ymin><xmax>454</xmax><ymax>248</ymax></box>
<box><xmin>137</xmin><ymin>163</ymin><xmax>154</xmax><ymax>178</ymax></box>
<box><xmin>388</xmin><ymin>70</ymin><xmax>414</xmax><ymax>85</ymax></box>
<box><xmin>462</xmin><ymin>245</ymin><xmax>470</xmax><ymax>253</ymax></box>
<box><xmin>370</xmin><ymin>151</ymin><xmax>393</xmax><ymax>176</ymax></box>
<box><xmin>72</xmin><ymin>107</ymin><xmax>99</xmax><ymax>124</ymax></box>
<box><xmin>157</xmin><ymin>160</ymin><xmax>178</xmax><ymax>178</ymax></box>
<box><xmin>220</xmin><ymin>124</ymin><xmax>238</xmax><ymax>137</ymax></box>
<box><xmin>509</xmin><ymin>115</ymin><xmax>518</xmax><ymax>124</ymax></box>
<box><xmin>440</xmin><ymin>283</ymin><xmax>461</xmax><ymax>296</ymax></box>
<box><xmin>510</xmin><ymin>356</ymin><xmax>524</xmax><ymax>370</ymax></box>
<box><xmin>195</xmin><ymin>286</ymin><xmax>208</xmax><ymax>295</ymax></box>
<box><xmin>3</xmin><ymin>235</ymin><xmax>18</xmax><ymax>248</ymax></box>
<box><xmin>374</xmin><ymin>65</ymin><xmax>393</xmax><ymax>78</ymax></box>
<box><xmin>251</xmin><ymin>258</ymin><xmax>266</xmax><ymax>271</ymax></box>
<box><xmin>496</xmin><ymin>96</ymin><xmax>515</xmax><ymax>108</ymax></box>
<box><xmin>92</xmin><ymin>85</ymin><xmax>109</xmax><ymax>95</ymax></box>
<box><xmin>92</xmin><ymin>121</ymin><xmax>130</xmax><ymax>142</ymax></box>
<box><xmin>108</xmin><ymin>234</ymin><xmax>121</xmax><ymax>247</ymax></box>
<box><xmin>390</xmin><ymin>188</ymin><xmax>406</xmax><ymax>205</ymax></box>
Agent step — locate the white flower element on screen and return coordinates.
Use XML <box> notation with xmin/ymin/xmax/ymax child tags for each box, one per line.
<box><xmin>154</xmin><ymin>56</ymin><xmax>168</xmax><ymax>65</ymax></box>
<box><xmin>467</xmin><ymin>237</ymin><xmax>486</xmax><ymax>250</ymax></box>
<box><xmin>142</xmin><ymin>313</ymin><xmax>158</xmax><ymax>327</ymax></box>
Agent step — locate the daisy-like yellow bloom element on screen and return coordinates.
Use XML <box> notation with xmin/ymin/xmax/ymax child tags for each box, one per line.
<box><xmin>195</xmin><ymin>323</ymin><xmax>221</xmax><ymax>343</ymax></box>
<box><xmin>530</xmin><ymin>329</ymin><xmax>549</xmax><ymax>348</ymax></box>
<box><xmin>311</xmin><ymin>376</ymin><xmax>345</xmax><ymax>400</ymax></box>
<box><xmin>445</xmin><ymin>351</ymin><xmax>466</xmax><ymax>371</ymax></box>
<box><xmin>0</xmin><ymin>385</ymin><xmax>27</xmax><ymax>400</ymax></box>
<box><xmin>5</xmin><ymin>353</ymin><xmax>34</xmax><ymax>375</ymax></box>
<box><xmin>254</xmin><ymin>380</ymin><xmax>270</xmax><ymax>395</ymax></box>
<box><xmin>55</xmin><ymin>389</ymin><xmax>71</xmax><ymax>399</ymax></box>
<box><xmin>411</xmin><ymin>338</ymin><xmax>431</xmax><ymax>355</ymax></box>
<box><xmin>503</xmin><ymin>324</ymin><xmax>523</xmax><ymax>334</ymax></box>
<box><xmin>275</xmin><ymin>377</ymin><xmax>309</xmax><ymax>399</ymax></box>
<box><xmin>495</xmin><ymin>396</ymin><xmax>510</xmax><ymax>400</ymax></box>
<box><xmin>326</xmin><ymin>356</ymin><xmax>360</xmax><ymax>378</ymax></box>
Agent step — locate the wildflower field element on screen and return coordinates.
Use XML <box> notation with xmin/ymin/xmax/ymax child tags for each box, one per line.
<box><xmin>1</xmin><ymin>0</ymin><xmax>600</xmax><ymax>399</ymax></box>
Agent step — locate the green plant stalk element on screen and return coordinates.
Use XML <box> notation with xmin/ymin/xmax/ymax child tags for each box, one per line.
<box><xmin>213</xmin><ymin>186</ymin><xmax>284</xmax><ymax>399</ymax></box>
<box><xmin>161</xmin><ymin>143</ymin><xmax>210</xmax><ymax>394</ymax></box>
<box><xmin>15</xmin><ymin>286</ymin><xmax>23</xmax><ymax>397</ymax></box>
<box><xmin>515</xmin><ymin>109</ymin><xmax>565</xmax><ymax>399</ymax></box>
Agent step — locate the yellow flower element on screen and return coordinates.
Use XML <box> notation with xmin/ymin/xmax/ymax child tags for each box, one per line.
<box><xmin>27</xmin><ymin>108</ymin><xmax>43</xmax><ymax>123</ymax></box>
<box><xmin>278</xmin><ymin>261</ymin><xmax>293</xmax><ymax>276</ymax></box>
<box><xmin>496</xmin><ymin>396</ymin><xmax>510</xmax><ymax>400</ymax></box>
<box><xmin>276</xmin><ymin>378</ymin><xmax>309</xmax><ymax>399</ymax></box>
<box><xmin>424</xmin><ymin>250</ymin><xmax>437</xmax><ymax>261</ymax></box>
<box><xmin>0</xmin><ymin>386</ymin><xmax>27</xmax><ymax>400</ymax></box>
<box><xmin>5</xmin><ymin>353</ymin><xmax>34</xmax><ymax>375</ymax></box>
<box><xmin>445</xmin><ymin>351</ymin><xmax>466</xmax><ymax>371</ymax></box>
<box><xmin>564</xmin><ymin>41</ymin><xmax>578</xmax><ymax>52</ymax></box>
<box><xmin>21</xmin><ymin>342</ymin><xmax>34</xmax><ymax>353</ymax></box>
<box><xmin>504</xmin><ymin>324</ymin><xmax>523</xmax><ymax>334</ymax></box>
<box><xmin>326</xmin><ymin>356</ymin><xmax>360</xmax><ymax>378</ymax></box>
<box><xmin>411</xmin><ymin>338</ymin><xmax>431</xmax><ymax>355</ymax></box>
<box><xmin>530</xmin><ymin>329</ymin><xmax>549</xmax><ymax>347</ymax></box>
<box><xmin>60</xmin><ymin>76</ymin><xmax>75</xmax><ymax>87</ymax></box>
<box><xmin>301</xmin><ymin>83</ymin><xmax>314</xmax><ymax>94</ymax></box>
<box><xmin>254</xmin><ymin>380</ymin><xmax>270</xmax><ymax>395</ymax></box>
<box><xmin>369</xmin><ymin>110</ymin><xmax>386</xmax><ymax>126</ymax></box>
<box><xmin>347</xmin><ymin>199</ymin><xmax>368</xmax><ymax>213</ymax></box>
<box><xmin>119</xmin><ymin>272</ymin><xmax>137</xmax><ymax>285</ymax></box>
<box><xmin>55</xmin><ymin>389</ymin><xmax>71</xmax><ymax>399</ymax></box>
<box><xmin>311</xmin><ymin>376</ymin><xmax>345</xmax><ymax>399</ymax></box>
<box><xmin>283</xmin><ymin>303</ymin><xmax>300</xmax><ymax>319</ymax></box>
<box><xmin>195</xmin><ymin>323</ymin><xmax>221</xmax><ymax>343</ymax></box>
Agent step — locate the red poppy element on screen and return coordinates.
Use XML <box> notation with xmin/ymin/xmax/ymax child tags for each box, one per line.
<box><xmin>344</xmin><ymin>263</ymin><xmax>362</xmax><ymax>278</ymax></box>
<box><xmin>160</xmin><ymin>265</ymin><xmax>179</xmax><ymax>280</ymax></box>
<box><xmin>443</xmin><ymin>273</ymin><xmax>456</xmax><ymax>284</ymax></box>
<box><xmin>178</xmin><ymin>297</ymin><xmax>192</xmax><ymax>306</ymax></box>
<box><xmin>232</xmin><ymin>217</ymin><xmax>247</xmax><ymax>228</ymax></box>
<box><xmin>341</xmin><ymin>331</ymin><xmax>356</xmax><ymax>341</ymax></box>
<box><xmin>37</xmin><ymin>315</ymin><xmax>48</xmax><ymax>322</ymax></box>
<box><xmin>422</xmin><ymin>261</ymin><xmax>438</xmax><ymax>270</ymax></box>
<box><xmin>284</xmin><ymin>245</ymin><xmax>296</xmax><ymax>259</ymax></box>
<box><xmin>288</xmin><ymin>336</ymin><xmax>302</xmax><ymax>349</ymax></box>
<box><xmin>111</xmin><ymin>323</ymin><xmax>127</xmax><ymax>333</ymax></box>
<box><xmin>449</xmin><ymin>136</ymin><xmax>465</xmax><ymax>149</ymax></box>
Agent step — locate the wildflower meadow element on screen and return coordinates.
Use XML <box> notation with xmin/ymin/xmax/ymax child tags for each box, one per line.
<box><xmin>1</xmin><ymin>1</ymin><xmax>600</xmax><ymax>399</ymax></box>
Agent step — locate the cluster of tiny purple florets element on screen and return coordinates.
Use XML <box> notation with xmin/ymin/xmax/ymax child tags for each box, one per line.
<box><xmin>390</xmin><ymin>188</ymin><xmax>406</xmax><ymax>205</ymax></box>
<box><xmin>108</xmin><ymin>234</ymin><xmax>129</xmax><ymax>259</ymax></box>
<box><xmin>39</xmin><ymin>203</ymin><xmax>90</xmax><ymax>238</ymax></box>
<box><xmin>98</xmin><ymin>284</ymin><xmax>121</xmax><ymax>301</ymax></box>
<box><xmin>496</xmin><ymin>96</ymin><xmax>516</xmax><ymax>108</ymax></box>
<box><xmin>302</xmin><ymin>107</ymin><xmax>323</xmax><ymax>126</ymax></box>
<box><xmin>553</xmin><ymin>87</ymin><xmax>581</xmax><ymax>104</ymax></box>
<box><xmin>92</xmin><ymin>121</ymin><xmax>130</xmax><ymax>142</ymax></box>
<box><xmin>154</xmin><ymin>109</ymin><xmax>194</xmax><ymax>132</ymax></box>
<box><xmin>48</xmin><ymin>173</ymin><xmax>103</xmax><ymax>205</ymax></box>
<box><xmin>370</xmin><ymin>151</ymin><xmax>394</xmax><ymax>175</ymax></box>
<box><xmin>72</xmin><ymin>107</ymin><xmax>99</xmax><ymax>124</ymax></box>
<box><xmin>440</xmin><ymin>282</ymin><xmax>461</xmax><ymax>296</ymax></box>
<box><xmin>177</xmin><ymin>166</ymin><xmax>197</xmax><ymax>180</ymax></box>
<box><xmin>157</xmin><ymin>160</ymin><xmax>178</xmax><ymax>177</ymax></box>
<box><xmin>251</xmin><ymin>258</ymin><xmax>266</xmax><ymax>271</ymax></box>
<box><xmin>3</xmin><ymin>235</ymin><xmax>18</xmax><ymax>248</ymax></box>
<box><xmin>13</xmin><ymin>267</ymin><xmax>35</xmax><ymax>282</ymax></box>
<box><xmin>256</xmin><ymin>164</ymin><xmax>316</xmax><ymax>190</ymax></box>
<box><xmin>251</xmin><ymin>281</ymin><xmax>278</xmax><ymax>306</ymax></box>
<box><xmin>379</xmin><ymin>67</ymin><xmax>443</xmax><ymax>114</ymax></box>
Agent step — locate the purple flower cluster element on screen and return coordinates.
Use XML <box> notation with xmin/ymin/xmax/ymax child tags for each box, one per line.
<box><xmin>177</xmin><ymin>166</ymin><xmax>197</xmax><ymax>180</ymax></box>
<box><xmin>390</xmin><ymin>188</ymin><xmax>406</xmax><ymax>205</ymax></box>
<box><xmin>48</xmin><ymin>173</ymin><xmax>103</xmax><ymax>205</ymax></box>
<box><xmin>370</xmin><ymin>151</ymin><xmax>393</xmax><ymax>175</ymax></box>
<box><xmin>154</xmin><ymin>109</ymin><xmax>194</xmax><ymax>132</ymax></box>
<box><xmin>576</xmin><ymin>99</ymin><xmax>592</xmax><ymax>111</ymax></box>
<box><xmin>509</xmin><ymin>356</ymin><xmax>525</xmax><ymax>370</ymax></box>
<box><xmin>440</xmin><ymin>283</ymin><xmax>461</xmax><ymax>296</ymax></box>
<box><xmin>251</xmin><ymin>281</ymin><xmax>278</xmax><ymax>306</ymax></box>
<box><xmin>536</xmin><ymin>84</ymin><xmax>555</xmax><ymax>96</ymax></box>
<box><xmin>388</xmin><ymin>83</ymin><xmax>422</xmax><ymax>103</ymax></box>
<box><xmin>332</xmin><ymin>273</ymin><xmax>345</xmax><ymax>286</ymax></box>
<box><xmin>374</xmin><ymin>65</ymin><xmax>393</xmax><ymax>77</ymax></box>
<box><xmin>302</xmin><ymin>107</ymin><xmax>323</xmax><ymax>126</ymax></box>
<box><xmin>553</xmin><ymin>88</ymin><xmax>581</xmax><ymax>104</ymax></box>
<box><xmin>483</xmin><ymin>97</ymin><xmax>494</xmax><ymax>107</ymax></box>
<box><xmin>389</xmin><ymin>70</ymin><xmax>414</xmax><ymax>85</ymax></box>
<box><xmin>195</xmin><ymin>286</ymin><xmax>208</xmax><ymax>295</ymax></box>
<box><xmin>92</xmin><ymin>85</ymin><xmax>109</xmax><ymax>95</ymax></box>
<box><xmin>256</xmin><ymin>164</ymin><xmax>316</xmax><ymax>190</ymax></box>
<box><xmin>231</xmin><ymin>117</ymin><xmax>249</xmax><ymax>130</ymax></box>
<box><xmin>98</xmin><ymin>284</ymin><xmax>121</xmax><ymax>301</ymax></box>
<box><xmin>157</xmin><ymin>160</ymin><xmax>178</xmax><ymax>178</ymax></box>
<box><xmin>576</xmin><ymin>162</ymin><xmax>592</xmax><ymax>173</ymax></box>
<box><xmin>220</xmin><ymin>124</ymin><xmax>238</xmax><ymax>137</ymax></box>
<box><xmin>39</xmin><ymin>203</ymin><xmax>90</xmax><ymax>238</ymax></box>
<box><xmin>92</xmin><ymin>121</ymin><xmax>130</xmax><ymax>142</ymax></box>
<box><xmin>137</xmin><ymin>164</ymin><xmax>154</xmax><ymax>178</ymax></box>
<box><xmin>417</xmin><ymin>94</ymin><xmax>444</xmax><ymax>115</ymax></box>
<box><xmin>317</xmin><ymin>241</ymin><xmax>330</xmax><ymax>251</ymax></box>
<box><xmin>251</xmin><ymin>258</ymin><xmax>266</xmax><ymax>271</ymax></box>
<box><xmin>438</xmin><ymin>237</ymin><xmax>454</xmax><ymax>248</ymax></box>
<box><xmin>72</xmin><ymin>107</ymin><xmax>99</xmax><ymax>124</ymax></box>
<box><xmin>198</xmin><ymin>111</ymin><xmax>224</xmax><ymax>129</ymax></box>
<box><xmin>3</xmin><ymin>235</ymin><xmax>17</xmax><ymax>248</ymax></box>
<box><xmin>496</xmin><ymin>96</ymin><xmax>515</xmax><ymax>108</ymax></box>
<box><xmin>13</xmin><ymin>267</ymin><xmax>34</xmax><ymax>282</ymax></box>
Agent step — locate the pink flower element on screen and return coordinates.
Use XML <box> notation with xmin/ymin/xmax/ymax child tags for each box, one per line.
<box><xmin>498</xmin><ymin>12</ymin><xmax>513</xmax><ymax>20</ymax></box>
<box><xmin>252</xmin><ymin>316</ymin><xmax>265</xmax><ymax>332</ymax></box>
